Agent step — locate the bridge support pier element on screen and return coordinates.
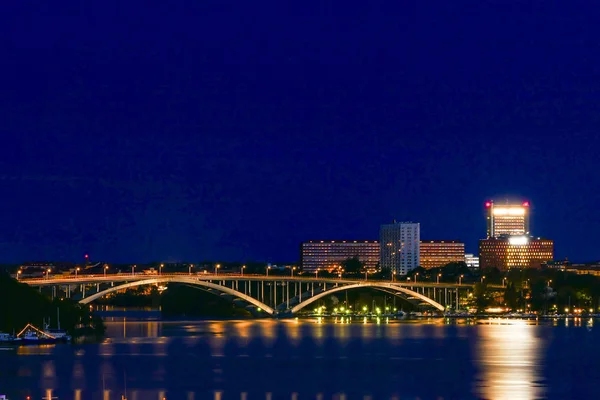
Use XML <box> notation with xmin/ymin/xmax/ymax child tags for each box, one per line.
<box><xmin>456</xmin><ymin>289</ymin><xmax>459</xmax><ymax>310</ymax></box>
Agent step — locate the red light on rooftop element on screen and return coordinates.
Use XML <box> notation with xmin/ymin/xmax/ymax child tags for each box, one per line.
<box><xmin>85</xmin><ymin>254</ymin><xmax>89</xmax><ymax>258</ymax></box>
<box><xmin>485</xmin><ymin>202</ymin><xmax>492</xmax><ymax>208</ymax></box>
<box><xmin>522</xmin><ymin>201</ymin><xmax>530</xmax><ymax>207</ymax></box>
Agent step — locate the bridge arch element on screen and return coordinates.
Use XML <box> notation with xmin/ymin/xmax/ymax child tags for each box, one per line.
<box><xmin>290</xmin><ymin>282</ymin><xmax>445</xmax><ymax>314</ymax></box>
<box><xmin>78</xmin><ymin>277</ymin><xmax>275</xmax><ymax>315</ymax></box>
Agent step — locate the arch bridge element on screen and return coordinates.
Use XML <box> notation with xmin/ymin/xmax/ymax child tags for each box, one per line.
<box><xmin>21</xmin><ymin>274</ymin><xmax>474</xmax><ymax>316</ymax></box>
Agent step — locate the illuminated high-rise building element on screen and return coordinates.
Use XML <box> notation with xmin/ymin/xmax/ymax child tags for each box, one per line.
<box><xmin>485</xmin><ymin>200</ymin><xmax>530</xmax><ymax>238</ymax></box>
<box><xmin>379</xmin><ymin>221</ymin><xmax>420</xmax><ymax>275</ymax></box>
<box><xmin>480</xmin><ymin>198</ymin><xmax>554</xmax><ymax>270</ymax></box>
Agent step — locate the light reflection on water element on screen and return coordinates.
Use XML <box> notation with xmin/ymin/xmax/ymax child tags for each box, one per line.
<box><xmin>473</xmin><ymin>320</ymin><xmax>545</xmax><ymax>400</ymax></box>
<box><xmin>1</xmin><ymin>318</ymin><xmax>599</xmax><ymax>399</ymax></box>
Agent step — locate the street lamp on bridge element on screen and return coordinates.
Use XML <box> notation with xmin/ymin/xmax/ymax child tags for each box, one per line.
<box><xmin>459</xmin><ymin>274</ymin><xmax>464</xmax><ymax>285</ymax></box>
<box><xmin>104</xmin><ymin>265</ymin><xmax>109</xmax><ymax>278</ymax></box>
<box><xmin>160</xmin><ymin>263</ymin><xmax>164</xmax><ymax>275</ymax></box>
<box><xmin>392</xmin><ymin>271</ymin><xmax>396</xmax><ymax>282</ymax></box>
<box><xmin>291</xmin><ymin>266</ymin><xmax>296</xmax><ymax>278</ymax></box>
<box><xmin>17</xmin><ymin>270</ymin><xmax>22</xmax><ymax>280</ymax></box>
<box><xmin>481</xmin><ymin>275</ymin><xmax>485</xmax><ymax>283</ymax></box>
<box><xmin>75</xmin><ymin>267</ymin><xmax>80</xmax><ymax>279</ymax></box>
<box><xmin>266</xmin><ymin>266</ymin><xmax>271</xmax><ymax>277</ymax></box>
<box><xmin>131</xmin><ymin>265</ymin><xmax>136</xmax><ymax>276</ymax></box>
<box><xmin>241</xmin><ymin>265</ymin><xmax>246</xmax><ymax>276</ymax></box>
<box><xmin>437</xmin><ymin>273</ymin><xmax>441</xmax><ymax>284</ymax></box>
<box><xmin>415</xmin><ymin>272</ymin><xmax>419</xmax><ymax>283</ymax></box>
<box><xmin>215</xmin><ymin>264</ymin><xmax>220</xmax><ymax>275</ymax></box>
<box><xmin>503</xmin><ymin>277</ymin><xmax>507</xmax><ymax>287</ymax></box>
<box><xmin>315</xmin><ymin>269</ymin><xmax>319</xmax><ymax>279</ymax></box>
<box><xmin>189</xmin><ymin>264</ymin><xmax>193</xmax><ymax>275</ymax></box>
<box><xmin>46</xmin><ymin>268</ymin><xmax>51</xmax><ymax>280</ymax></box>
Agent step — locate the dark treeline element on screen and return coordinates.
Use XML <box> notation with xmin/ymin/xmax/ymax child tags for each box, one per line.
<box><xmin>0</xmin><ymin>273</ymin><xmax>105</xmax><ymax>336</ymax></box>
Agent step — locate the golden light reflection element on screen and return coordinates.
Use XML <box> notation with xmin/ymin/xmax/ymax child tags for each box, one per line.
<box><xmin>474</xmin><ymin>322</ymin><xmax>546</xmax><ymax>400</ymax></box>
<box><xmin>282</xmin><ymin>320</ymin><xmax>301</xmax><ymax>346</ymax></box>
<box><xmin>233</xmin><ymin>321</ymin><xmax>252</xmax><ymax>339</ymax></box>
<box><xmin>42</xmin><ymin>360</ymin><xmax>56</xmax><ymax>378</ymax></box>
<box><xmin>313</xmin><ymin>319</ymin><xmax>325</xmax><ymax>345</ymax></box>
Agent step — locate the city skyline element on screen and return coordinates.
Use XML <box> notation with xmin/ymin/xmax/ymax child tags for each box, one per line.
<box><xmin>0</xmin><ymin>196</ymin><xmax>589</xmax><ymax>265</ymax></box>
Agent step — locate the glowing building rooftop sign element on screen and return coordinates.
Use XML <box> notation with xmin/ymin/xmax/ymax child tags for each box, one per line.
<box><xmin>493</xmin><ymin>207</ymin><xmax>526</xmax><ymax>216</ymax></box>
<box><xmin>508</xmin><ymin>236</ymin><xmax>529</xmax><ymax>245</ymax></box>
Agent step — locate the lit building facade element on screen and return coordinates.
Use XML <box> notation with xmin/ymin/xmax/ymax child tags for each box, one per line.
<box><xmin>300</xmin><ymin>240</ymin><xmax>380</xmax><ymax>272</ymax></box>
<box><xmin>465</xmin><ymin>253</ymin><xmax>480</xmax><ymax>269</ymax></box>
<box><xmin>485</xmin><ymin>200</ymin><xmax>530</xmax><ymax>238</ymax></box>
<box><xmin>479</xmin><ymin>236</ymin><xmax>553</xmax><ymax>271</ymax></box>
<box><xmin>419</xmin><ymin>240</ymin><xmax>465</xmax><ymax>269</ymax></box>
<box><xmin>379</xmin><ymin>222</ymin><xmax>420</xmax><ymax>275</ymax></box>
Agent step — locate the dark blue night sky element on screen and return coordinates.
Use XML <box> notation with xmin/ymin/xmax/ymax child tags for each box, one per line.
<box><xmin>1</xmin><ymin>2</ymin><xmax>599</xmax><ymax>263</ymax></box>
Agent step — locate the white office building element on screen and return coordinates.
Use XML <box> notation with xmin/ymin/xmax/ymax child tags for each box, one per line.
<box><xmin>465</xmin><ymin>253</ymin><xmax>480</xmax><ymax>269</ymax></box>
<box><xmin>379</xmin><ymin>221</ymin><xmax>420</xmax><ymax>275</ymax></box>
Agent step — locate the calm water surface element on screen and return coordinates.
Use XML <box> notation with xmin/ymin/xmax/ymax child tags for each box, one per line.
<box><xmin>1</xmin><ymin>315</ymin><xmax>599</xmax><ymax>399</ymax></box>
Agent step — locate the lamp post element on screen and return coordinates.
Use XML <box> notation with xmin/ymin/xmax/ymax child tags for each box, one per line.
<box><xmin>266</xmin><ymin>266</ymin><xmax>271</xmax><ymax>277</ymax></box>
<box><xmin>215</xmin><ymin>264</ymin><xmax>220</xmax><ymax>275</ymax></box>
<box><xmin>503</xmin><ymin>277</ymin><xmax>507</xmax><ymax>287</ymax></box>
<box><xmin>241</xmin><ymin>265</ymin><xmax>246</xmax><ymax>276</ymax></box>
<box><xmin>459</xmin><ymin>274</ymin><xmax>464</xmax><ymax>285</ymax></box>
<box><xmin>291</xmin><ymin>266</ymin><xmax>296</xmax><ymax>278</ymax></box>
<box><xmin>481</xmin><ymin>275</ymin><xmax>485</xmax><ymax>283</ymax></box>
<box><xmin>547</xmin><ymin>279</ymin><xmax>552</xmax><ymax>287</ymax></box>
<box><xmin>160</xmin><ymin>263</ymin><xmax>164</xmax><ymax>275</ymax></box>
<box><xmin>17</xmin><ymin>270</ymin><xmax>22</xmax><ymax>280</ymax></box>
<box><xmin>132</xmin><ymin>265</ymin><xmax>136</xmax><ymax>276</ymax></box>
<box><xmin>315</xmin><ymin>269</ymin><xmax>319</xmax><ymax>279</ymax></box>
<box><xmin>46</xmin><ymin>268</ymin><xmax>51</xmax><ymax>280</ymax></box>
<box><xmin>437</xmin><ymin>273</ymin><xmax>441</xmax><ymax>284</ymax></box>
<box><xmin>392</xmin><ymin>271</ymin><xmax>396</xmax><ymax>282</ymax></box>
<box><xmin>415</xmin><ymin>273</ymin><xmax>419</xmax><ymax>283</ymax></box>
<box><xmin>104</xmin><ymin>265</ymin><xmax>109</xmax><ymax>278</ymax></box>
<box><xmin>365</xmin><ymin>270</ymin><xmax>368</xmax><ymax>281</ymax></box>
<box><xmin>75</xmin><ymin>267</ymin><xmax>80</xmax><ymax>279</ymax></box>
<box><xmin>189</xmin><ymin>264</ymin><xmax>193</xmax><ymax>276</ymax></box>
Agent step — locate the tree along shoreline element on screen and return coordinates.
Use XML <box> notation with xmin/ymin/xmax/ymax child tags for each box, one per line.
<box><xmin>0</xmin><ymin>273</ymin><xmax>105</xmax><ymax>337</ymax></box>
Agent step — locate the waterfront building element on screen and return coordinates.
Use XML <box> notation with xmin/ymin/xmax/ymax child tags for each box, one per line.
<box><xmin>485</xmin><ymin>200</ymin><xmax>530</xmax><ymax>238</ymax></box>
<box><xmin>543</xmin><ymin>259</ymin><xmax>600</xmax><ymax>276</ymax></box>
<box><xmin>300</xmin><ymin>240</ymin><xmax>379</xmax><ymax>272</ymax></box>
<box><xmin>419</xmin><ymin>240</ymin><xmax>465</xmax><ymax>269</ymax></box>
<box><xmin>465</xmin><ymin>253</ymin><xmax>480</xmax><ymax>269</ymax></box>
<box><xmin>379</xmin><ymin>221</ymin><xmax>420</xmax><ymax>275</ymax></box>
<box><xmin>479</xmin><ymin>236</ymin><xmax>554</xmax><ymax>270</ymax></box>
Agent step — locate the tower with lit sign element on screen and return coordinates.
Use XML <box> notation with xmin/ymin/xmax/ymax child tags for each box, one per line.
<box><xmin>485</xmin><ymin>200</ymin><xmax>530</xmax><ymax>238</ymax></box>
<box><xmin>480</xmin><ymin>199</ymin><xmax>553</xmax><ymax>270</ymax></box>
